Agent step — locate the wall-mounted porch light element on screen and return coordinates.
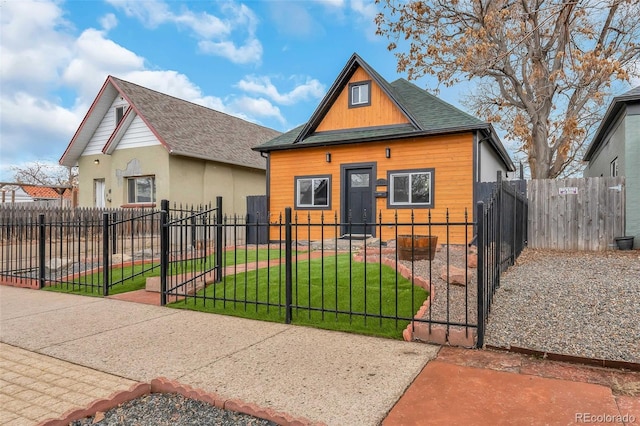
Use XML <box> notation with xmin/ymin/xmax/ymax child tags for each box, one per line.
<box><xmin>326</xmin><ymin>152</ymin><xmax>331</xmax><ymax>163</ymax></box>
<box><xmin>94</xmin><ymin>159</ymin><xmax>100</xmax><ymax>165</ymax></box>
<box><xmin>385</xmin><ymin>147</ymin><xmax>391</xmax><ymax>158</ymax></box>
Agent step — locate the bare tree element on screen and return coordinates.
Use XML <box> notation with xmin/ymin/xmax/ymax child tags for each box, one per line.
<box><xmin>11</xmin><ymin>161</ymin><xmax>78</xmax><ymax>187</ymax></box>
<box><xmin>375</xmin><ymin>0</ymin><xmax>640</xmax><ymax>178</ymax></box>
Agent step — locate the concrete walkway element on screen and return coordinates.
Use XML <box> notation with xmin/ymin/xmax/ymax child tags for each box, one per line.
<box><xmin>1</xmin><ymin>285</ymin><xmax>639</xmax><ymax>425</ymax></box>
<box><xmin>0</xmin><ymin>286</ymin><xmax>438</xmax><ymax>425</ymax></box>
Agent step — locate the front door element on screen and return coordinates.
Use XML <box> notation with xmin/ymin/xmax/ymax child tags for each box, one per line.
<box><xmin>343</xmin><ymin>166</ymin><xmax>374</xmax><ymax>236</ymax></box>
<box><xmin>94</xmin><ymin>179</ymin><xmax>105</xmax><ymax>208</ymax></box>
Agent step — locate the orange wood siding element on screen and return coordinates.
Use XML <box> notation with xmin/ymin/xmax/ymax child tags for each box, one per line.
<box><xmin>315</xmin><ymin>67</ymin><xmax>410</xmax><ymax>132</ymax></box>
<box><xmin>268</xmin><ymin>133</ymin><xmax>475</xmax><ymax>244</ymax></box>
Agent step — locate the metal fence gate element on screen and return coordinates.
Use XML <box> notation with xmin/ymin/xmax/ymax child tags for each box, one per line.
<box><xmin>159</xmin><ymin>198</ymin><xmax>223</xmax><ymax>305</ymax></box>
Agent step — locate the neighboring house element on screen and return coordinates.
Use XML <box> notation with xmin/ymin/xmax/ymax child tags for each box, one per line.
<box><xmin>60</xmin><ymin>76</ymin><xmax>281</xmax><ymax>214</ymax></box>
<box><xmin>0</xmin><ymin>184</ymin><xmax>72</xmax><ymax>207</ymax></box>
<box><xmin>21</xmin><ymin>185</ymin><xmax>73</xmax><ymax>206</ymax></box>
<box><xmin>584</xmin><ymin>86</ymin><xmax>640</xmax><ymax>248</ymax></box>
<box><xmin>254</xmin><ymin>53</ymin><xmax>515</xmax><ymax>244</ymax></box>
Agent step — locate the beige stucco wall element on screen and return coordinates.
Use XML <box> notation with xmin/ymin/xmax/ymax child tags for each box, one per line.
<box><xmin>168</xmin><ymin>155</ymin><xmax>265</xmax><ymax>215</ymax></box>
<box><xmin>77</xmin><ymin>145</ymin><xmax>170</xmax><ymax>208</ymax></box>
<box><xmin>78</xmin><ymin>148</ymin><xmax>265</xmax><ymax>212</ymax></box>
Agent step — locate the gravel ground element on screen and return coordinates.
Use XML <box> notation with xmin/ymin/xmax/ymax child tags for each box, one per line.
<box><xmin>70</xmin><ymin>393</ymin><xmax>277</xmax><ymax>426</ymax></box>
<box><xmin>484</xmin><ymin>248</ymin><xmax>640</xmax><ymax>363</ymax></box>
<box><xmin>395</xmin><ymin>245</ymin><xmax>478</xmax><ymax>326</ymax></box>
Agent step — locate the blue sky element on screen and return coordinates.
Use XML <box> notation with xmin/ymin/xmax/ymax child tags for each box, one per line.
<box><xmin>3</xmin><ymin>1</ymin><xmax>637</xmax><ymax>181</ymax></box>
<box><xmin>0</xmin><ymin>0</ymin><xmax>470</xmax><ymax>181</ymax></box>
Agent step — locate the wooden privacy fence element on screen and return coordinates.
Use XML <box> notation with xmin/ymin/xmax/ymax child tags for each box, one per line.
<box><xmin>527</xmin><ymin>177</ymin><xmax>625</xmax><ymax>251</ymax></box>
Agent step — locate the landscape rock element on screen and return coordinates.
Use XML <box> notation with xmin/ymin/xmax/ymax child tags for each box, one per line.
<box><xmin>440</xmin><ymin>265</ymin><xmax>470</xmax><ymax>286</ymax></box>
<box><xmin>45</xmin><ymin>258</ymin><xmax>72</xmax><ymax>272</ymax></box>
<box><xmin>111</xmin><ymin>253</ymin><xmax>132</xmax><ymax>264</ymax></box>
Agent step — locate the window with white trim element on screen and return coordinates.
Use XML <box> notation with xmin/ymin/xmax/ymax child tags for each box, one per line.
<box><xmin>348</xmin><ymin>81</ymin><xmax>371</xmax><ymax>107</ymax></box>
<box><xmin>610</xmin><ymin>157</ymin><xmax>618</xmax><ymax>177</ymax></box>
<box><xmin>389</xmin><ymin>169</ymin><xmax>434</xmax><ymax>207</ymax></box>
<box><xmin>296</xmin><ymin>176</ymin><xmax>330</xmax><ymax>209</ymax></box>
<box><xmin>127</xmin><ymin>176</ymin><xmax>156</xmax><ymax>204</ymax></box>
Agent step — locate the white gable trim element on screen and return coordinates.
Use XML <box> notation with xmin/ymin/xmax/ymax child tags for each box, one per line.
<box><xmin>104</xmin><ymin>107</ymin><xmax>136</xmax><ymax>154</ymax></box>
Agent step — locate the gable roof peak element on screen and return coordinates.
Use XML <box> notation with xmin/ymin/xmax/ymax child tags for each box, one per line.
<box><xmin>292</xmin><ymin>53</ymin><xmax>422</xmax><ymax>143</ymax></box>
<box><xmin>60</xmin><ymin>75</ymin><xmax>280</xmax><ymax>169</ymax></box>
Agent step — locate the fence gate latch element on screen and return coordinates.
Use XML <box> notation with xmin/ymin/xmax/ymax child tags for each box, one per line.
<box><xmin>608</xmin><ymin>184</ymin><xmax>622</xmax><ymax>192</ymax></box>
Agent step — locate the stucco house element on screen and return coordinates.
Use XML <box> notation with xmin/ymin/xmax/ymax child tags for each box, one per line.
<box><xmin>60</xmin><ymin>76</ymin><xmax>280</xmax><ymax>214</ymax></box>
<box><xmin>584</xmin><ymin>86</ymin><xmax>640</xmax><ymax>248</ymax></box>
<box><xmin>253</xmin><ymin>53</ymin><xmax>515</xmax><ymax>244</ymax></box>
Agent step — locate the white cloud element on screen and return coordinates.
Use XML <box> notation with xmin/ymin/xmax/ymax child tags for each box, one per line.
<box><xmin>62</xmin><ymin>28</ymin><xmax>146</xmax><ymax>101</ymax></box>
<box><xmin>198</xmin><ymin>38</ymin><xmax>263</xmax><ymax>65</ymax></box>
<box><xmin>236</xmin><ymin>75</ymin><xmax>325</xmax><ymax>105</ymax></box>
<box><xmin>100</xmin><ymin>13</ymin><xmax>118</xmax><ymax>31</ymax></box>
<box><xmin>0</xmin><ymin>0</ymin><xmax>274</xmax><ymax>178</ymax></box>
<box><xmin>0</xmin><ymin>92</ymin><xmax>82</xmax><ymax>164</ymax></box>
<box><xmin>118</xmin><ymin>70</ymin><xmax>228</xmax><ymax>112</ymax></box>
<box><xmin>314</xmin><ymin>0</ymin><xmax>346</xmax><ymax>8</ymax></box>
<box><xmin>350</xmin><ymin>0</ymin><xmax>379</xmax><ymax>40</ymax></box>
<box><xmin>0</xmin><ymin>0</ymin><xmax>72</xmax><ymax>88</ymax></box>
<box><xmin>107</xmin><ymin>0</ymin><xmax>262</xmax><ymax>64</ymax></box>
<box><xmin>229</xmin><ymin>97</ymin><xmax>285</xmax><ymax>124</ymax></box>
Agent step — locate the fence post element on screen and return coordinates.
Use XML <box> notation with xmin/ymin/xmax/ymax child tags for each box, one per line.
<box><xmin>215</xmin><ymin>197</ymin><xmax>223</xmax><ymax>283</ymax></box>
<box><xmin>38</xmin><ymin>214</ymin><xmax>45</xmax><ymax>289</ymax></box>
<box><xmin>285</xmin><ymin>207</ymin><xmax>292</xmax><ymax>324</ymax></box>
<box><xmin>496</xmin><ymin>171</ymin><xmax>502</xmax><ymax>279</ymax></box>
<box><xmin>190</xmin><ymin>207</ymin><xmax>196</xmax><ymax>249</ymax></box>
<box><xmin>102</xmin><ymin>213</ymin><xmax>110</xmax><ymax>296</ymax></box>
<box><xmin>476</xmin><ymin>201</ymin><xmax>485</xmax><ymax>348</ymax></box>
<box><xmin>160</xmin><ymin>199</ymin><xmax>169</xmax><ymax>306</ymax></box>
<box><xmin>111</xmin><ymin>212</ymin><xmax>117</xmax><ymax>254</ymax></box>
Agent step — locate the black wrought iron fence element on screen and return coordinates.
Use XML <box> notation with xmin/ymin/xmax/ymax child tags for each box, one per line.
<box><xmin>476</xmin><ymin>171</ymin><xmax>529</xmax><ymax>346</ymax></box>
<box><xmin>163</xmin><ymin>207</ymin><xmax>482</xmax><ymax>343</ymax></box>
<box><xmin>1</xmin><ymin>184</ymin><xmax>528</xmax><ymax>347</ymax></box>
<box><xmin>160</xmin><ymin>198</ymin><xmax>222</xmax><ymax>305</ymax></box>
<box><xmin>0</xmin><ymin>205</ymin><xmax>162</xmax><ymax>294</ymax></box>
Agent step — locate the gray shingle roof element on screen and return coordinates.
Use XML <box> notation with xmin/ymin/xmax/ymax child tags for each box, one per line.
<box><xmin>584</xmin><ymin>86</ymin><xmax>640</xmax><ymax>161</ymax></box>
<box><xmin>111</xmin><ymin>77</ymin><xmax>280</xmax><ymax>170</ymax></box>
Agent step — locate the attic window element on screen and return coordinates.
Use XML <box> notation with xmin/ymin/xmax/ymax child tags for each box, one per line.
<box><xmin>115</xmin><ymin>106</ymin><xmax>125</xmax><ymax>126</ymax></box>
<box><xmin>349</xmin><ymin>81</ymin><xmax>371</xmax><ymax>108</ymax></box>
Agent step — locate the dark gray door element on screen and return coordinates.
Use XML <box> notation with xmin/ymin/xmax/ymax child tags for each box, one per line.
<box><xmin>344</xmin><ymin>167</ymin><xmax>374</xmax><ymax>235</ymax></box>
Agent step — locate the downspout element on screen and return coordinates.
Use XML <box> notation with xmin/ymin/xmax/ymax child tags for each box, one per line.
<box><xmin>260</xmin><ymin>152</ymin><xmax>270</xmax><ymax>215</ymax></box>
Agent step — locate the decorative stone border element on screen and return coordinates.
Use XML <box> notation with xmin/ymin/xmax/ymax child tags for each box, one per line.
<box><xmin>39</xmin><ymin>378</ymin><xmax>325</xmax><ymax>426</ymax></box>
<box><xmin>352</xmin><ymin>249</ymin><xmax>476</xmax><ymax>348</ymax></box>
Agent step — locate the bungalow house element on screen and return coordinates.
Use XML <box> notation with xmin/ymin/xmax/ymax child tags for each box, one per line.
<box><xmin>60</xmin><ymin>76</ymin><xmax>281</xmax><ymax>214</ymax></box>
<box><xmin>253</xmin><ymin>53</ymin><xmax>515</xmax><ymax>244</ymax></box>
<box><xmin>584</xmin><ymin>86</ymin><xmax>640</xmax><ymax>248</ymax></box>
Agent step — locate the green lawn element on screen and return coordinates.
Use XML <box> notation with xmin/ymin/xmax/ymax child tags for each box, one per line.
<box><xmin>169</xmin><ymin>254</ymin><xmax>428</xmax><ymax>339</ymax></box>
<box><xmin>43</xmin><ymin>248</ymin><xmax>296</xmax><ymax>297</ymax></box>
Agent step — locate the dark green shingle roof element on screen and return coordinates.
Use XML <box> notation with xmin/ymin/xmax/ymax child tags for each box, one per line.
<box><xmin>253</xmin><ymin>53</ymin><xmax>514</xmax><ymax>171</ymax></box>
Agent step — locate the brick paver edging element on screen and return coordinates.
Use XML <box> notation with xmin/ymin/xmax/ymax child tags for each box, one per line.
<box><xmin>39</xmin><ymin>377</ymin><xmax>326</xmax><ymax>426</ymax></box>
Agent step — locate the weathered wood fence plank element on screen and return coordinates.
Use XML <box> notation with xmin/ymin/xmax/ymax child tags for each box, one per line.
<box><xmin>527</xmin><ymin>177</ymin><xmax>625</xmax><ymax>251</ymax></box>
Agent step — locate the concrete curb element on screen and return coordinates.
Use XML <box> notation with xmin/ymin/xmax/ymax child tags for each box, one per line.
<box><xmin>486</xmin><ymin>345</ymin><xmax>640</xmax><ymax>372</ymax></box>
<box><xmin>38</xmin><ymin>378</ymin><xmax>326</xmax><ymax>426</ymax></box>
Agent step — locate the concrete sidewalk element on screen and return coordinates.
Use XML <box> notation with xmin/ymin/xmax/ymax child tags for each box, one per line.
<box><xmin>0</xmin><ymin>286</ymin><xmax>438</xmax><ymax>425</ymax></box>
<box><xmin>2</xmin><ymin>285</ymin><xmax>639</xmax><ymax>426</ymax></box>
